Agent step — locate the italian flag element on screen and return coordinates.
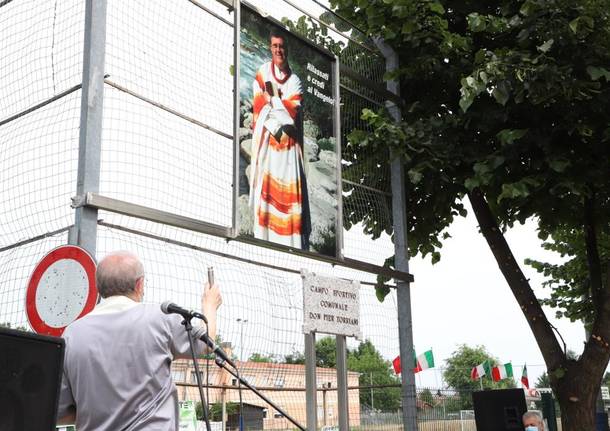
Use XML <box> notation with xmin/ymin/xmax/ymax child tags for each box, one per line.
<box><xmin>392</xmin><ymin>355</ymin><xmax>402</xmax><ymax>374</ymax></box>
<box><xmin>521</xmin><ymin>364</ymin><xmax>529</xmax><ymax>389</ymax></box>
<box><xmin>414</xmin><ymin>350</ymin><xmax>435</xmax><ymax>373</ymax></box>
<box><xmin>470</xmin><ymin>361</ymin><xmax>490</xmax><ymax>380</ymax></box>
<box><xmin>492</xmin><ymin>362</ymin><xmax>514</xmax><ymax>382</ymax></box>
<box><xmin>392</xmin><ymin>349</ymin><xmax>435</xmax><ymax>374</ymax></box>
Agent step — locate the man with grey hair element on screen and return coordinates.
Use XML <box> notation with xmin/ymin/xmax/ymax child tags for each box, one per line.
<box><xmin>57</xmin><ymin>251</ymin><xmax>222</xmax><ymax>430</ymax></box>
<box><xmin>523</xmin><ymin>410</ymin><xmax>546</xmax><ymax>430</ymax></box>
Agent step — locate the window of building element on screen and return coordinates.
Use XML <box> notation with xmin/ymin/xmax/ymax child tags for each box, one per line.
<box><xmin>242</xmin><ymin>375</ymin><xmax>256</xmax><ymax>385</ymax></box>
<box><xmin>190</xmin><ymin>371</ymin><xmax>204</xmax><ymax>384</ymax></box>
<box><xmin>171</xmin><ymin>370</ymin><xmax>185</xmax><ymax>382</ymax></box>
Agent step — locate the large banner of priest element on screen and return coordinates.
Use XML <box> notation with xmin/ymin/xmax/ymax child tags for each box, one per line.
<box><xmin>237</xmin><ymin>4</ymin><xmax>340</xmax><ymax>258</ymax></box>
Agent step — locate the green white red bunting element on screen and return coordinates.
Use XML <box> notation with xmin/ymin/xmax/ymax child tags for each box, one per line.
<box><xmin>521</xmin><ymin>364</ymin><xmax>529</xmax><ymax>389</ymax></box>
<box><xmin>393</xmin><ymin>349</ymin><xmax>435</xmax><ymax>374</ymax></box>
<box><xmin>414</xmin><ymin>350</ymin><xmax>435</xmax><ymax>372</ymax></box>
<box><xmin>392</xmin><ymin>355</ymin><xmax>402</xmax><ymax>374</ymax></box>
<box><xmin>470</xmin><ymin>361</ymin><xmax>491</xmax><ymax>380</ymax></box>
<box><xmin>492</xmin><ymin>362</ymin><xmax>514</xmax><ymax>381</ymax></box>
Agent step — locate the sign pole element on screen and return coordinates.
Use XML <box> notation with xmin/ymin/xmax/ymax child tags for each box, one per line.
<box><xmin>305</xmin><ymin>332</ymin><xmax>318</xmax><ymax>431</ymax></box>
<box><xmin>336</xmin><ymin>334</ymin><xmax>349</xmax><ymax>431</ymax></box>
<box><xmin>302</xmin><ymin>271</ymin><xmax>361</xmax><ymax>430</ymax></box>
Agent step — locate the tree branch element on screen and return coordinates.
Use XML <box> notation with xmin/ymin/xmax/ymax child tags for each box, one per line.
<box><xmin>584</xmin><ymin>193</ymin><xmax>603</xmax><ymax>315</ymax></box>
<box><xmin>582</xmin><ymin>193</ymin><xmax>610</xmax><ymax>374</ymax></box>
<box><xmin>467</xmin><ymin>188</ymin><xmax>564</xmax><ymax>368</ymax></box>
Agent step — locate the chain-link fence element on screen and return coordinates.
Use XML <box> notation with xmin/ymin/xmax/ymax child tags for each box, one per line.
<box><xmin>171</xmin><ymin>382</ymin><xmax>565</xmax><ymax>431</ymax></box>
<box><xmin>1</xmin><ymin>0</ymin><xmax>402</xmax><ymax>427</ymax></box>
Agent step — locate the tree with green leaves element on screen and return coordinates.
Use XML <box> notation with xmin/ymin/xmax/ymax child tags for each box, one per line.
<box><xmin>348</xmin><ymin>339</ymin><xmax>402</xmax><ymax>412</ymax></box>
<box><xmin>536</xmin><ymin>372</ymin><xmax>550</xmax><ymax>388</ymax></box>
<box><xmin>315</xmin><ymin>336</ymin><xmax>338</xmax><ymax>368</ymax></box>
<box><xmin>527</xmin><ymin>227</ymin><xmax>609</xmax><ymax>327</ymax></box>
<box><xmin>0</xmin><ymin>322</ymin><xmax>29</xmax><ymax>331</ymax></box>
<box><xmin>283</xmin><ymin>350</ymin><xmax>305</xmax><ymax>365</ymax></box>
<box><xmin>282</xmin><ymin>337</ymin><xmax>337</xmax><ymax>367</ymax></box>
<box><xmin>444</xmin><ymin>345</ymin><xmax>516</xmax><ymax>409</ymax></box>
<box><xmin>282</xmin><ymin>337</ymin><xmax>401</xmax><ymax>411</ymax></box>
<box><xmin>248</xmin><ymin>352</ymin><xmax>276</xmax><ymax>363</ymax></box>
<box><xmin>196</xmin><ymin>402</ymin><xmax>239</xmax><ymax>422</ymax></box>
<box><xmin>282</xmin><ymin>337</ymin><xmax>336</xmax><ymax>367</ymax></box>
<box><xmin>329</xmin><ymin>0</ymin><xmax>610</xmax><ymax>428</ymax></box>
<box><xmin>419</xmin><ymin>388</ymin><xmax>434</xmax><ymax>406</ymax></box>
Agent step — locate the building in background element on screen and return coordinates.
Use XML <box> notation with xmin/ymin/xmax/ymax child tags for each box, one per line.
<box><xmin>172</xmin><ymin>343</ymin><xmax>361</xmax><ymax>429</ymax></box>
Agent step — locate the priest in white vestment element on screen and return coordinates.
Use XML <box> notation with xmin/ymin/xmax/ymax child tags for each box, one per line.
<box><xmin>249</xmin><ymin>30</ymin><xmax>311</xmax><ymax>249</ymax></box>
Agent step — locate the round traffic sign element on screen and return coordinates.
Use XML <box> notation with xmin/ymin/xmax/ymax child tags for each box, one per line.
<box><xmin>26</xmin><ymin>245</ymin><xmax>98</xmax><ymax>336</ymax></box>
<box><xmin>526</xmin><ymin>388</ymin><xmax>541</xmax><ymax>399</ymax></box>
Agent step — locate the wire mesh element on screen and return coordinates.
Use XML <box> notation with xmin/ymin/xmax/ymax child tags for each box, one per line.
<box><xmin>0</xmin><ymin>230</ymin><xmax>69</xmax><ymax>327</ymax></box>
<box><xmin>1</xmin><ymin>0</ymin><xmax>412</xmax><ymax>429</ymax></box>
<box><xmin>0</xmin><ymin>0</ymin><xmax>84</xmax><ymax>122</ymax></box>
<box><xmin>0</xmin><ymin>0</ymin><xmax>83</xmax><ymax>249</ymax></box>
<box><xmin>0</xmin><ymin>90</ymin><xmax>81</xmax><ymax>248</ymax></box>
<box><xmin>104</xmin><ymin>0</ymin><xmax>234</xmax><ymax>138</ymax></box>
<box><xmin>99</xmin><ymin>0</ymin><xmax>235</xmax><ymax>226</ymax></box>
<box><xmin>0</xmin><ymin>0</ymin><xmax>84</xmax><ymax>330</ymax></box>
<box><xmin>95</xmin><ymin>213</ymin><xmax>399</xmax><ymax>357</ymax></box>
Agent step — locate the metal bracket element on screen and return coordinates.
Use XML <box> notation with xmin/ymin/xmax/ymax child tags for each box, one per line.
<box><xmin>71</xmin><ymin>195</ymin><xmax>87</xmax><ymax>209</ymax></box>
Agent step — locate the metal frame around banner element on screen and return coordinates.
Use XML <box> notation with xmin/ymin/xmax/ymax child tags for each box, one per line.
<box><xmin>71</xmin><ymin>0</ymin><xmax>413</xmax><ymax>284</ymax></box>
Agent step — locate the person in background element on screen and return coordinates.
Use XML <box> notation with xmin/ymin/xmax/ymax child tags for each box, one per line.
<box><xmin>57</xmin><ymin>251</ymin><xmax>222</xmax><ymax>430</ymax></box>
<box><xmin>523</xmin><ymin>410</ymin><xmax>546</xmax><ymax>431</ymax></box>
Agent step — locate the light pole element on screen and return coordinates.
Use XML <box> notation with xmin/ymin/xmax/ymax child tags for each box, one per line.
<box><xmin>236</xmin><ymin>318</ymin><xmax>248</xmax><ymax>362</ymax></box>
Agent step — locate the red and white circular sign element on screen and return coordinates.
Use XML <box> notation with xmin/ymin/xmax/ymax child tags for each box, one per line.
<box><xmin>526</xmin><ymin>388</ymin><xmax>541</xmax><ymax>400</ymax></box>
<box><xmin>26</xmin><ymin>245</ymin><xmax>98</xmax><ymax>336</ymax></box>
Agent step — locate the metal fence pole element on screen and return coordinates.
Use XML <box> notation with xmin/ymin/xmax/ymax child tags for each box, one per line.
<box><xmin>375</xmin><ymin>39</ymin><xmax>418</xmax><ymax>430</ymax></box>
<box><xmin>70</xmin><ymin>0</ymin><xmax>107</xmax><ymax>256</ymax></box>
<box><xmin>305</xmin><ymin>332</ymin><xmax>318</xmax><ymax>431</ymax></box>
<box><xmin>231</xmin><ymin>0</ymin><xmax>241</xmax><ymax>238</ymax></box>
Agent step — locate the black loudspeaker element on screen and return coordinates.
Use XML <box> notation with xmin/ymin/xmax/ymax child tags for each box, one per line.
<box><xmin>473</xmin><ymin>388</ymin><xmax>527</xmax><ymax>431</ymax></box>
<box><xmin>0</xmin><ymin>327</ymin><xmax>65</xmax><ymax>431</ymax></box>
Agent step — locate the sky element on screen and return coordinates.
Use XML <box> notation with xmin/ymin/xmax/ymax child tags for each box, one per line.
<box><xmin>406</xmin><ymin>200</ymin><xmax>586</xmax><ymax>388</ymax></box>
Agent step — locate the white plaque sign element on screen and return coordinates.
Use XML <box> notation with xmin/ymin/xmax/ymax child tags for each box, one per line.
<box><xmin>601</xmin><ymin>386</ymin><xmax>610</xmax><ymax>401</ymax></box>
<box><xmin>302</xmin><ymin>270</ymin><xmax>361</xmax><ymax>338</ymax></box>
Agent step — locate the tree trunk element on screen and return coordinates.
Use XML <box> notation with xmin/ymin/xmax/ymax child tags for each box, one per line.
<box><xmin>553</xmin><ymin>362</ymin><xmax>598</xmax><ymax>431</ymax></box>
<box><xmin>558</xmin><ymin>394</ymin><xmax>596</xmax><ymax>431</ymax></box>
<box><xmin>467</xmin><ymin>188</ymin><xmax>610</xmax><ymax>431</ymax></box>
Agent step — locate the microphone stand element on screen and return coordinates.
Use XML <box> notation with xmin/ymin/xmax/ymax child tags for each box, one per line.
<box><xmin>182</xmin><ymin>316</ymin><xmax>212</xmax><ymax>431</ymax></box>
<box><xmin>213</xmin><ymin>358</ymin><xmax>306</xmax><ymax>431</ymax></box>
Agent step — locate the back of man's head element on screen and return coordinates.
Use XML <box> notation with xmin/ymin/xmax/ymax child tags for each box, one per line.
<box><xmin>96</xmin><ymin>251</ymin><xmax>144</xmax><ymax>298</ymax></box>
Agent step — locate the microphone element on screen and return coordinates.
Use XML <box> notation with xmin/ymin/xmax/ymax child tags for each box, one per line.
<box><xmin>160</xmin><ymin>301</ymin><xmax>208</xmax><ymax>323</ymax></box>
<box><xmin>200</xmin><ymin>332</ymin><xmax>237</xmax><ymax>369</ymax></box>
<box><xmin>207</xmin><ymin>267</ymin><xmax>214</xmax><ymax>285</ymax></box>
